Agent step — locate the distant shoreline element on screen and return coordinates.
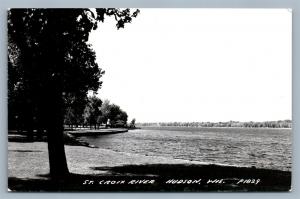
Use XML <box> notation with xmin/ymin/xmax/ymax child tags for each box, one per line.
<box><xmin>136</xmin><ymin>120</ymin><xmax>292</xmax><ymax>129</ymax></box>
<box><xmin>138</xmin><ymin>126</ymin><xmax>292</xmax><ymax>129</ymax></box>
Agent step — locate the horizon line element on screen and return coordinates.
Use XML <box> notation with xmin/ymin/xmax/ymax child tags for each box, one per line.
<box><xmin>135</xmin><ymin>119</ymin><xmax>292</xmax><ymax>123</ymax></box>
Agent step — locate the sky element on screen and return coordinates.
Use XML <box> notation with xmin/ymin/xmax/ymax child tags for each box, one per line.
<box><xmin>88</xmin><ymin>9</ymin><xmax>292</xmax><ymax>123</ymax></box>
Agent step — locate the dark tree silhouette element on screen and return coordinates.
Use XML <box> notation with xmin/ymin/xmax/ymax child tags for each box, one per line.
<box><xmin>64</xmin><ymin>93</ymin><xmax>87</xmax><ymax>129</ymax></box>
<box><xmin>129</xmin><ymin>118</ymin><xmax>136</xmax><ymax>128</ymax></box>
<box><xmin>8</xmin><ymin>8</ymin><xmax>139</xmax><ymax>178</ymax></box>
<box><xmin>81</xmin><ymin>97</ymin><xmax>128</xmax><ymax>129</ymax></box>
<box><xmin>83</xmin><ymin>95</ymin><xmax>103</xmax><ymax>129</ymax></box>
<box><xmin>107</xmin><ymin>104</ymin><xmax>128</xmax><ymax>127</ymax></box>
<box><xmin>97</xmin><ymin>100</ymin><xmax>128</xmax><ymax>128</ymax></box>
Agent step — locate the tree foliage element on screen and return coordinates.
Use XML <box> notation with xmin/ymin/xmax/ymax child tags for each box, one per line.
<box><xmin>8</xmin><ymin>8</ymin><xmax>139</xmax><ymax>177</ymax></box>
<box><xmin>106</xmin><ymin>103</ymin><xmax>128</xmax><ymax>127</ymax></box>
<box><xmin>83</xmin><ymin>95</ymin><xmax>103</xmax><ymax>128</ymax></box>
<box><xmin>70</xmin><ymin>97</ymin><xmax>129</xmax><ymax>129</ymax></box>
<box><xmin>129</xmin><ymin>118</ymin><xmax>136</xmax><ymax>128</ymax></box>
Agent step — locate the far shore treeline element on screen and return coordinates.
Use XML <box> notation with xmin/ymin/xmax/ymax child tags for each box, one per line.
<box><xmin>137</xmin><ymin>120</ymin><xmax>292</xmax><ymax>128</ymax></box>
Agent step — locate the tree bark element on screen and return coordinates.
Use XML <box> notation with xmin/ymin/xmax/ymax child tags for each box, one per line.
<box><xmin>45</xmin><ymin>88</ymin><xmax>69</xmax><ymax>178</ymax></box>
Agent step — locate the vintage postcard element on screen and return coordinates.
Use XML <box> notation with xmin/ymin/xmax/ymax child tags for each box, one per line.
<box><xmin>7</xmin><ymin>8</ymin><xmax>292</xmax><ymax>191</ymax></box>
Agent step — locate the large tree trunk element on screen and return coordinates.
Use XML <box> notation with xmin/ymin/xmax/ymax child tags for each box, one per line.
<box><xmin>45</xmin><ymin>88</ymin><xmax>69</xmax><ymax>178</ymax></box>
<box><xmin>24</xmin><ymin>101</ymin><xmax>34</xmax><ymax>140</ymax></box>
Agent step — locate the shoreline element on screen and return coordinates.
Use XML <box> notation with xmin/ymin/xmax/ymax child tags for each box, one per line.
<box><xmin>8</xmin><ymin>139</ymin><xmax>291</xmax><ymax>191</ymax></box>
<box><xmin>66</xmin><ymin>128</ymin><xmax>128</xmax><ymax>137</ymax></box>
<box><xmin>8</xmin><ymin>127</ymin><xmax>133</xmax><ymax>148</ymax></box>
<box><xmin>138</xmin><ymin>126</ymin><xmax>292</xmax><ymax>130</ymax></box>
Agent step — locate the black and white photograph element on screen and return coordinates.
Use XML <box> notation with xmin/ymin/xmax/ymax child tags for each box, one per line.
<box><xmin>7</xmin><ymin>8</ymin><xmax>292</xmax><ymax>192</ymax></box>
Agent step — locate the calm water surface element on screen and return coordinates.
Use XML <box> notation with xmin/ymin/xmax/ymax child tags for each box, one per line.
<box><xmin>81</xmin><ymin>127</ymin><xmax>292</xmax><ymax>171</ymax></box>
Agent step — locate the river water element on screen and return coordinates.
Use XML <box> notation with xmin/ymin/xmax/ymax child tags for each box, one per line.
<box><xmin>80</xmin><ymin>127</ymin><xmax>292</xmax><ymax>171</ymax></box>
